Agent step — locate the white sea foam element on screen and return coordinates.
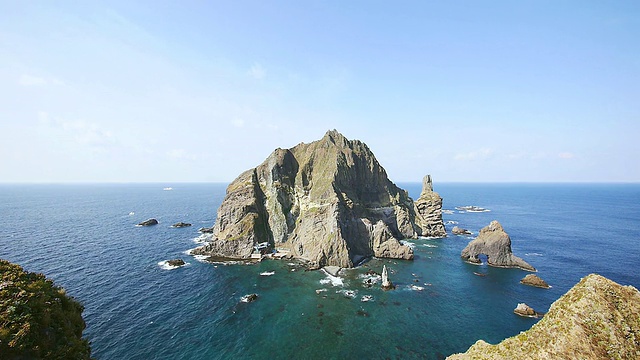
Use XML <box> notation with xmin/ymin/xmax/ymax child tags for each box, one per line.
<box><xmin>337</xmin><ymin>289</ymin><xmax>357</xmax><ymax>298</ymax></box>
<box><xmin>315</xmin><ymin>288</ymin><xmax>327</xmax><ymax>294</ymax></box>
<box><xmin>260</xmin><ymin>271</ymin><xmax>275</xmax><ymax>276</ymax></box>
<box><xmin>192</xmin><ymin>234</ymin><xmax>211</xmax><ymax>244</ymax></box>
<box><xmin>361</xmin><ymin>295</ymin><xmax>374</xmax><ymax>302</ymax></box>
<box><xmin>157</xmin><ymin>260</ymin><xmax>189</xmax><ymax>270</ymax></box>
<box><xmin>410</xmin><ymin>285</ymin><xmax>424</xmax><ymax>291</ymax></box>
<box><xmin>320</xmin><ymin>271</ymin><xmax>344</xmax><ymax>287</ymax></box>
<box><xmin>423</xmin><ymin>244</ymin><xmax>438</xmax><ymax>248</ymax></box>
<box><xmin>525</xmin><ymin>253</ymin><xmax>544</xmax><ymax>257</ymax></box>
<box><xmin>445</xmin><ymin>220</ymin><xmax>458</xmax><ymax>225</ymax></box>
<box><xmin>129</xmin><ymin>212</ymin><xmax>135</xmax><ymax>216</ymax></box>
<box><xmin>442</xmin><ymin>209</ymin><xmax>455</xmax><ymax>214</ymax></box>
<box><xmin>400</xmin><ymin>240</ymin><xmax>416</xmax><ymax>249</ymax></box>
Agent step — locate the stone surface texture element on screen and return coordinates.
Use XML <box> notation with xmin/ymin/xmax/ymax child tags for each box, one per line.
<box><xmin>521</xmin><ymin>274</ymin><xmax>551</xmax><ymax>289</ymax></box>
<box><xmin>413</xmin><ymin>175</ymin><xmax>447</xmax><ymax>237</ymax></box>
<box><xmin>448</xmin><ymin>274</ymin><xmax>640</xmax><ymax>359</ymax></box>
<box><xmin>460</xmin><ymin>220</ymin><xmax>536</xmax><ymax>271</ymax></box>
<box><xmin>194</xmin><ymin>130</ymin><xmax>443</xmax><ymax>267</ymax></box>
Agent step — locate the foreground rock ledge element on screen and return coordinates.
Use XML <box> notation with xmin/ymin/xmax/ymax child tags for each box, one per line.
<box><xmin>447</xmin><ymin>274</ymin><xmax>640</xmax><ymax>359</ymax></box>
<box><xmin>194</xmin><ymin>130</ymin><xmax>445</xmax><ymax>267</ymax></box>
<box><xmin>460</xmin><ymin>220</ymin><xmax>535</xmax><ymax>271</ymax></box>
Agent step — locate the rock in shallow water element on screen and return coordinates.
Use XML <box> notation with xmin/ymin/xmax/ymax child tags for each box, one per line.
<box><xmin>137</xmin><ymin>218</ymin><xmax>158</xmax><ymax>226</ymax></box>
<box><xmin>520</xmin><ymin>274</ymin><xmax>550</xmax><ymax>289</ymax></box>
<box><xmin>452</xmin><ymin>226</ymin><xmax>471</xmax><ymax>235</ymax></box>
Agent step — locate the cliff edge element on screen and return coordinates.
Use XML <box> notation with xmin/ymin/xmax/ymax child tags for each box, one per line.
<box><xmin>194</xmin><ymin>130</ymin><xmax>443</xmax><ymax>267</ymax></box>
<box><xmin>448</xmin><ymin>274</ymin><xmax>640</xmax><ymax>359</ymax></box>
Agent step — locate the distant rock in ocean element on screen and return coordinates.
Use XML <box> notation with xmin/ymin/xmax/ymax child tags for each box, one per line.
<box><xmin>171</xmin><ymin>222</ymin><xmax>192</xmax><ymax>228</ymax></box>
<box><xmin>513</xmin><ymin>303</ymin><xmax>541</xmax><ymax>318</ymax></box>
<box><xmin>381</xmin><ymin>265</ymin><xmax>394</xmax><ymax>290</ymax></box>
<box><xmin>137</xmin><ymin>218</ymin><xmax>158</xmax><ymax>226</ymax></box>
<box><xmin>447</xmin><ymin>274</ymin><xmax>640</xmax><ymax>359</ymax></box>
<box><xmin>460</xmin><ymin>220</ymin><xmax>535</xmax><ymax>271</ymax></box>
<box><xmin>193</xmin><ymin>130</ymin><xmax>444</xmax><ymax>268</ymax></box>
<box><xmin>414</xmin><ymin>175</ymin><xmax>447</xmax><ymax>237</ymax></box>
<box><xmin>451</xmin><ymin>226</ymin><xmax>471</xmax><ymax>235</ymax></box>
<box><xmin>520</xmin><ymin>274</ymin><xmax>550</xmax><ymax>289</ymax></box>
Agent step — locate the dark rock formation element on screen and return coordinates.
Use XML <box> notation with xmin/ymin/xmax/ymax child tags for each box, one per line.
<box><xmin>520</xmin><ymin>274</ymin><xmax>550</xmax><ymax>289</ymax></box>
<box><xmin>194</xmin><ymin>130</ymin><xmax>444</xmax><ymax>268</ymax></box>
<box><xmin>137</xmin><ymin>218</ymin><xmax>158</xmax><ymax>226</ymax></box>
<box><xmin>0</xmin><ymin>260</ymin><xmax>91</xmax><ymax>359</ymax></box>
<box><xmin>167</xmin><ymin>259</ymin><xmax>186</xmax><ymax>267</ymax></box>
<box><xmin>381</xmin><ymin>265</ymin><xmax>394</xmax><ymax>290</ymax></box>
<box><xmin>171</xmin><ymin>222</ymin><xmax>192</xmax><ymax>228</ymax></box>
<box><xmin>414</xmin><ymin>175</ymin><xmax>446</xmax><ymax>237</ymax></box>
<box><xmin>460</xmin><ymin>220</ymin><xmax>535</xmax><ymax>271</ymax></box>
<box><xmin>198</xmin><ymin>227</ymin><xmax>214</xmax><ymax>233</ymax></box>
<box><xmin>452</xmin><ymin>226</ymin><xmax>472</xmax><ymax>235</ymax></box>
<box><xmin>448</xmin><ymin>274</ymin><xmax>640</xmax><ymax>359</ymax></box>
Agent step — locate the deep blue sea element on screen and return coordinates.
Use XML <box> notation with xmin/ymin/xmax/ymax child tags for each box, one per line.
<box><xmin>1</xmin><ymin>183</ymin><xmax>639</xmax><ymax>359</ymax></box>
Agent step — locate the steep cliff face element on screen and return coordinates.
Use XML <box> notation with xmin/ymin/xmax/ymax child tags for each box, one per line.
<box><xmin>414</xmin><ymin>175</ymin><xmax>446</xmax><ymax>237</ymax></box>
<box><xmin>460</xmin><ymin>220</ymin><xmax>535</xmax><ymax>271</ymax></box>
<box><xmin>194</xmin><ymin>130</ymin><xmax>431</xmax><ymax>267</ymax></box>
<box><xmin>447</xmin><ymin>274</ymin><xmax>640</xmax><ymax>359</ymax></box>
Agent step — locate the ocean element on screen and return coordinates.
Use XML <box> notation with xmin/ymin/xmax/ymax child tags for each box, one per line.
<box><xmin>1</xmin><ymin>183</ymin><xmax>639</xmax><ymax>359</ymax></box>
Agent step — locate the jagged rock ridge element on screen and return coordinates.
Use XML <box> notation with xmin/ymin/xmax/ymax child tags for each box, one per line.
<box><xmin>460</xmin><ymin>220</ymin><xmax>535</xmax><ymax>271</ymax></box>
<box><xmin>194</xmin><ymin>130</ymin><xmax>444</xmax><ymax>267</ymax></box>
<box><xmin>447</xmin><ymin>274</ymin><xmax>640</xmax><ymax>359</ymax></box>
<box><xmin>414</xmin><ymin>175</ymin><xmax>446</xmax><ymax>237</ymax></box>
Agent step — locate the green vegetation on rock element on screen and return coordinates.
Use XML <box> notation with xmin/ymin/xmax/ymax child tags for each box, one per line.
<box><xmin>0</xmin><ymin>259</ymin><xmax>91</xmax><ymax>359</ymax></box>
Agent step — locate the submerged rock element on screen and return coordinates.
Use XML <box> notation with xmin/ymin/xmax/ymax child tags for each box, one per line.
<box><xmin>520</xmin><ymin>274</ymin><xmax>550</xmax><ymax>289</ymax></box>
<box><xmin>193</xmin><ymin>130</ymin><xmax>443</xmax><ymax>267</ymax></box>
<box><xmin>452</xmin><ymin>226</ymin><xmax>471</xmax><ymax>235</ymax></box>
<box><xmin>137</xmin><ymin>218</ymin><xmax>158</xmax><ymax>226</ymax></box>
<box><xmin>381</xmin><ymin>265</ymin><xmax>394</xmax><ymax>290</ymax></box>
<box><xmin>448</xmin><ymin>274</ymin><xmax>640</xmax><ymax>359</ymax></box>
<box><xmin>413</xmin><ymin>175</ymin><xmax>446</xmax><ymax>237</ymax></box>
<box><xmin>240</xmin><ymin>293</ymin><xmax>258</xmax><ymax>303</ymax></box>
<box><xmin>171</xmin><ymin>222</ymin><xmax>192</xmax><ymax>228</ymax></box>
<box><xmin>460</xmin><ymin>221</ymin><xmax>535</xmax><ymax>271</ymax></box>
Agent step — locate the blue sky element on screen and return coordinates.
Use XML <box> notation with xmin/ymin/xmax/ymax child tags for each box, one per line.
<box><xmin>1</xmin><ymin>1</ymin><xmax>638</xmax><ymax>183</ymax></box>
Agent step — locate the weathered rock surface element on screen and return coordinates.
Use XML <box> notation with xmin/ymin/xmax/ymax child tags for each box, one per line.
<box><xmin>381</xmin><ymin>265</ymin><xmax>394</xmax><ymax>290</ymax></box>
<box><xmin>513</xmin><ymin>303</ymin><xmax>540</xmax><ymax>318</ymax></box>
<box><xmin>452</xmin><ymin>226</ymin><xmax>471</xmax><ymax>235</ymax></box>
<box><xmin>194</xmin><ymin>130</ymin><xmax>441</xmax><ymax>267</ymax></box>
<box><xmin>413</xmin><ymin>175</ymin><xmax>446</xmax><ymax>237</ymax></box>
<box><xmin>460</xmin><ymin>220</ymin><xmax>535</xmax><ymax>271</ymax></box>
<box><xmin>521</xmin><ymin>274</ymin><xmax>550</xmax><ymax>289</ymax></box>
<box><xmin>137</xmin><ymin>218</ymin><xmax>158</xmax><ymax>226</ymax></box>
<box><xmin>447</xmin><ymin>274</ymin><xmax>640</xmax><ymax>359</ymax></box>
<box><xmin>171</xmin><ymin>222</ymin><xmax>192</xmax><ymax>228</ymax></box>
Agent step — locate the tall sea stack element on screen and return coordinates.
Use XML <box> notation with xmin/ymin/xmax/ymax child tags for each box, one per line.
<box><xmin>414</xmin><ymin>175</ymin><xmax>446</xmax><ymax>237</ymax></box>
<box><xmin>194</xmin><ymin>130</ymin><xmax>444</xmax><ymax>267</ymax></box>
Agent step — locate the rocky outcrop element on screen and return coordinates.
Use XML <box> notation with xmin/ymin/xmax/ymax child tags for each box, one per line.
<box><xmin>194</xmin><ymin>130</ymin><xmax>441</xmax><ymax>267</ymax></box>
<box><xmin>167</xmin><ymin>259</ymin><xmax>186</xmax><ymax>267</ymax></box>
<box><xmin>513</xmin><ymin>303</ymin><xmax>541</xmax><ymax>318</ymax></box>
<box><xmin>520</xmin><ymin>274</ymin><xmax>550</xmax><ymax>289</ymax></box>
<box><xmin>447</xmin><ymin>274</ymin><xmax>640</xmax><ymax>359</ymax></box>
<box><xmin>452</xmin><ymin>226</ymin><xmax>471</xmax><ymax>235</ymax></box>
<box><xmin>171</xmin><ymin>222</ymin><xmax>192</xmax><ymax>228</ymax></box>
<box><xmin>414</xmin><ymin>175</ymin><xmax>446</xmax><ymax>237</ymax></box>
<box><xmin>460</xmin><ymin>221</ymin><xmax>535</xmax><ymax>271</ymax></box>
<box><xmin>381</xmin><ymin>265</ymin><xmax>394</xmax><ymax>290</ymax></box>
<box><xmin>137</xmin><ymin>218</ymin><xmax>158</xmax><ymax>226</ymax></box>
<box><xmin>0</xmin><ymin>260</ymin><xmax>91</xmax><ymax>359</ymax></box>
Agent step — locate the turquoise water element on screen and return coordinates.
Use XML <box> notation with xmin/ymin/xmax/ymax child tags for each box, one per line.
<box><xmin>1</xmin><ymin>183</ymin><xmax>639</xmax><ymax>359</ymax></box>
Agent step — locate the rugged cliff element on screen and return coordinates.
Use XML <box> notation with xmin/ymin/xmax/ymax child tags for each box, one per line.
<box><xmin>460</xmin><ymin>220</ymin><xmax>535</xmax><ymax>271</ymax></box>
<box><xmin>447</xmin><ymin>274</ymin><xmax>640</xmax><ymax>359</ymax></box>
<box><xmin>194</xmin><ymin>130</ymin><xmax>444</xmax><ymax>267</ymax></box>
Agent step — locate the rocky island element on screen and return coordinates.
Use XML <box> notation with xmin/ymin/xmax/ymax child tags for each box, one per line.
<box><xmin>448</xmin><ymin>274</ymin><xmax>640</xmax><ymax>359</ymax></box>
<box><xmin>193</xmin><ymin>130</ymin><xmax>445</xmax><ymax>268</ymax></box>
<box><xmin>460</xmin><ymin>220</ymin><xmax>535</xmax><ymax>271</ymax></box>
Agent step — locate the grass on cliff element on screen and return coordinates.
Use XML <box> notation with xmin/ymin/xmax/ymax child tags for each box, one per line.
<box><xmin>0</xmin><ymin>259</ymin><xmax>92</xmax><ymax>359</ymax></box>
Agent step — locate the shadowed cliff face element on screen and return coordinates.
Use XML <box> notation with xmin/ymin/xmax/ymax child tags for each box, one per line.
<box><xmin>447</xmin><ymin>274</ymin><xmax>640</xmax><ymax>359</ymax></box>
<box><xmin>195</xmin><ymin>130</ymin><xmax>444</xmax><ymax>267</ymax></box>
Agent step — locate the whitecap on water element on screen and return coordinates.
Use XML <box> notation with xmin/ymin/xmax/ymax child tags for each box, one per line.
<box><xmin>320</xmin><ymin>269</ymin><xmax>344</xmax><ymax>287</ymax></box>
<box><xmin>525</xmin><ymin>253</ymin><xmax>543</xmax><ymax>256</ymax></box>
<box><xmin>361</xmin><ymin>295</ymin><xmax>374</xmax><ymax>302</ymax></box>
<box><xmin>410</xmin><ymin>285</ymin><xmax>424</xmax><ymax>291</ymax></box>
<box><xmin>400</xmin><ymin>240</ymin><xmax>416</xmax><ymax>249</ymax></box>
<box><xmin>260</xmin><ymin>271</ymin><xmax>275</xmax><ymax>276</ymax></box>
<box><xmin>423</xmin><ymin>244</ymin><xmax>438</xmax><ymax>248</ymax></box>
<box><xmin>337</xmin><ymin>289</ymin><xmax>357</xmax><ymax>298</ymax></box>
<box><xmin>192</xmin><ymin>234</ymin><xmax>211</xmax><ymax>244</ymax></box>
<box><xmin>157</xmin><ymin>260</ymin><xmax>189</xmax><ymax>270</ymax></box>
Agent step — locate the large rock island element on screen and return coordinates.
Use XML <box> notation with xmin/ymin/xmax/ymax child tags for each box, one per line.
<box><xmin>460</xmin><ymin>220</ymin><xmax>535</xmax><ymax>271</ymax></box>
<box><xmin>448</xmin><ymin>274</ymin><xmax>640</xmax><ymax>359</ymax></box>
<box><xmin>193</xmin><ymin>130</ymin><xmax>445</xmax><ymax>267</ymax></box>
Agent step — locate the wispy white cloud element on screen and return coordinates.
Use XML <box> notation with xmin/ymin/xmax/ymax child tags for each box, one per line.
<box><xmin>454</xmin><ymin>148</ymin><xmax>493</xmax><ymax>161</ymax></box>
<box><xmin>558</xmin><ymin>152</ymin><xmax>575</xmax><ymax>159</ymax></box>
<box><xmin>37</xmin><ymin>111</ymin><xmax>115</xmax><ymax>150</ymax></box>
<box><xmin>247</xmin><ymin>63</ymin><xmax>266</xmax><ymax>80</ymax></box>
<box><xmin>18</xmin><ymin>74</ymin><xmax>64</xmax><ymax>86</ymax></box>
